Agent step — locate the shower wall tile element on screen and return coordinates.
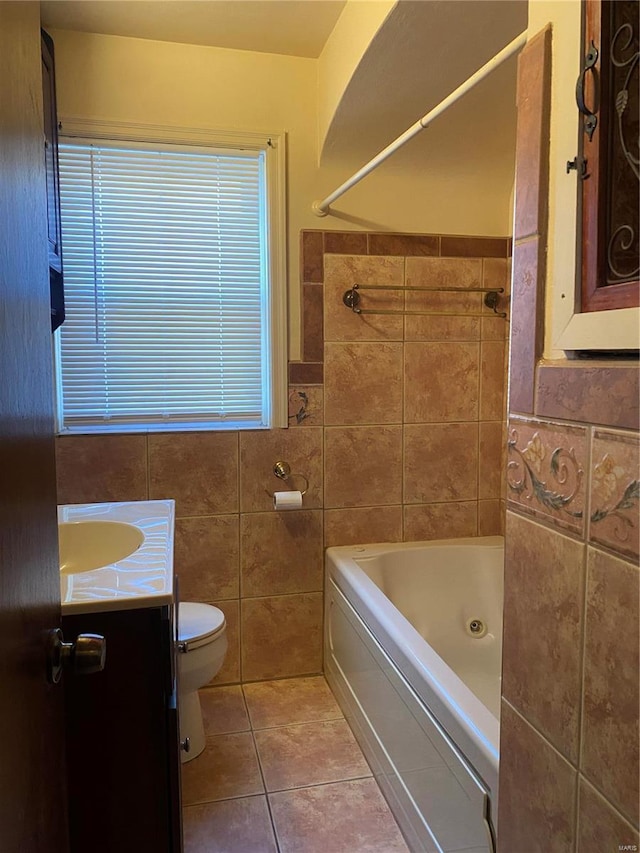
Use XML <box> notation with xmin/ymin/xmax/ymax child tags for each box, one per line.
<box><xmin>288</xmin><ymin>386</ymin><xmax>323</xmax><ymax>427</ymax></box>
<box><xmin>240</xmin><ymin>510</ymin><xmax>323</xmax><ymax>598</ymax></box>
<box><xmin>324</xmin><ymin>506</ymin><xmax>403</xmax><ymax>548</ymax></box>
<box><xmin>403</xmin><ymin>502</ymin><xmax>477</xmax><ymax>541</ymax></box>
<box><xmin>404</xmin><ymin>422</ymin><xmax>478</xmax><ymax>504</ymax></box>
<box><xmin>302</xmin><ymin>284</ymin><xmax>324</xmax><ymax>363</ymax></box>
<box><xmin>403</xmin><ymin>342</ymin><xmax>479</xmax><ymax>423</ymax></box>
<box><xmin>209</xmin><ymin>599</ymin><xmax>240</xmax><ymax>686</ymax></box>
<box><xmin>324</xmin><ymin>231</ymin><xmax>368</xmax><ymax>255</ymax></box>
<box><xmin>589</xmin><ymin>430</ymin><xmax>640</xmax><ymax>561</ymax></box>
<box><xmin>324</xmin><ymin>254</ymin><xmax>404</xmax><ymax>343</ymax></box>
<box><xmin>440</xmin><ymin>235</ymin><xmax>508</xmax><ymax>258</ymax></box>
<box><xmin>239</xmin><ymin>428</ymin><xmax>323</xmax><ymax>513</ymax></box>
<box><xmin>324</xmin><ymin>342</ymin><xmax>403</xmax><ymax>425</ymax></box>
<box><xmin>577</xmin><ymin>778</ymin><xmax>640</xmax><ymax>853</ymax></box>
<box><xmin>478</xmin><ymin>421</ymin><xmax>503</xmax><ymax>500</ymax></box>
<box><xmin>506</xmin><ymin>417</ymin><xmax>588</xmax><ymax>536</ymax></box>
<box><xmin>368</xmin><ymin>232</ymin><xmax>438</xmax><ymax>256</ymax></box>
<box><xmin>149</xmin><ymin>431</ymin><xmax>239</xmax><ymax>517</ymax></box>
<box><xmin>581</xmin><ymin>547</ymin><xmax>639</xmax><ymax>825</ymax></box>
<box><xmin>241</xmin><ymin>593</ymin><xmax>323</xmax><ymax>682</ymax></box>
<box><xmin>175</xmin><ymin>514</ymin><xmax>239</xmax><ymax>601</ymax></box>
<box><xmin>498</xmin><ymin>700</ymin><xmax>576</xmax><ymax>853</ymax></box>
<box><xmin>405</xmin><ymin>256</ymin><xmax>482</xmax><ymax>290</ymax></box>
<box><xmin>56</xmin><ymin>433</ymin><xmax>148</xmax><ymax>505</ymax></box>
<box><xmin>288</xmin><ymin>362</ymin><xmax>323</xmax><ymax>385</ymax></box>
<box><xmin>301</xmin><ymin>231</ymin><xmax>324</xmax><ymax>283</ymax></box>
<box><xmin>324</xmin><ymin>426</ymin><xmax>403</xmax><ymax>509</ymax></box>
<box><xmin>479</xmin><ymin>341</ymin><xmax>506</xmax><ymax>421</ymax></box>
<box><xmin>478</xmin><ymin>500</ymin><xmax>502</xmax><ymax>536</ymax></box>
<box><xmin>502</xmin><ymin>512</ymin><xmax>585</xmax><ymax>762</ymax></box>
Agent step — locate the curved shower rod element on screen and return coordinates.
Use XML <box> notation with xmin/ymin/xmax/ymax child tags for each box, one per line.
<box><xmin>312</xmin><ymin>30</ymin><xmax>528</xmax><ymax>217</ymax></box>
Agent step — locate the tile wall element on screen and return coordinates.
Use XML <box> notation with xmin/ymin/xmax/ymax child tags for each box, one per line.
<box><xmin>55</xmin><ymin>228</ymin><xmax>510</xmax><ymax>684</ymax></box>
<box><xmin>498</xmin><ymin>27</ymin><xmax>640</xmax><ymax>851</ymax></box>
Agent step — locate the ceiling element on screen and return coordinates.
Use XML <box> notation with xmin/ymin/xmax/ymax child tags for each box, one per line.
<box><xmin>40</xmin><ymin>0</ymin><xmax>347</xmax><ymax>58</ymax></box>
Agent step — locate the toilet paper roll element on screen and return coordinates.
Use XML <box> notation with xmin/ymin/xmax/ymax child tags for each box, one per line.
<box><xmin>273</xmin><ymin>490</ymin><xmax>303</xmax><ymax>511</ymax></box>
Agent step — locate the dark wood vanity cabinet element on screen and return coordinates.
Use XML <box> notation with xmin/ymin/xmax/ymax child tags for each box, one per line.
<box><xmin>62</xmin><ymin>606</ymin><xmax>183</xmax><ymax>853</ymax></box>
<box><xmin>41</xmin><ymin>29</ymin><xmax>65</xmax><ymax>331</ymax></box>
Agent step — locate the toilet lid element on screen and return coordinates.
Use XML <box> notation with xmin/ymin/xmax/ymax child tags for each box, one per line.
<box><xmin>178</xmin><ymin>602</ymin><xmax>226</xmax><ymax>649</ymax></box>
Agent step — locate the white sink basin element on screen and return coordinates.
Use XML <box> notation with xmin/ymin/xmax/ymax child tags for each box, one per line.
<box><xmin>58</xmin><ymin>520</ymin><xmax>144</xmax><ymax>575</ymax></box>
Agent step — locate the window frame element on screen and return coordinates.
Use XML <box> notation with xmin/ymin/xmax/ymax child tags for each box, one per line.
<box><xmin>54</xmin><ymin>118</ymin><xmax>288</xmax><ymax>433</ymax></box>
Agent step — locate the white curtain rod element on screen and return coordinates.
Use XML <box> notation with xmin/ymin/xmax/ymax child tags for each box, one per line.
<box><xmin>312</xmin><ymin>29</ymin><xmax>528</xmax><ymax>217</ymax></box>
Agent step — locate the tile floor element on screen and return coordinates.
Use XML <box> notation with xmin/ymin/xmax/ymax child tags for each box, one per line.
<box><xmin>181</xmin><ymin>676</ymin><xmax>409</xmax><ymax>852</ymax></box>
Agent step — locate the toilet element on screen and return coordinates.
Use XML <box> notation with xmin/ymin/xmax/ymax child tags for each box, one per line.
<box><xmin>177</xmin><ymin>602</ymin><xmax>228</xmax><ymax>763</ymax></box>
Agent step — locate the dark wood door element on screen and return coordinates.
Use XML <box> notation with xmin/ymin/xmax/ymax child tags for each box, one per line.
<box><xmin>0</xmin><ymin>3</ymin><xmax>69</xmax><ymax>851</ymax></box>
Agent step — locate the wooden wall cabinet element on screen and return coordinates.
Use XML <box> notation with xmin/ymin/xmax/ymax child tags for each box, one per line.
<box><xmin>62</xmin><ymin>606</ymin><xmax>183</xmax><ymax>853</ymax></box>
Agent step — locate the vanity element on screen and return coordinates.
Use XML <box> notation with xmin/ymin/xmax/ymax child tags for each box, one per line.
<box><xmin>58</xmin><ymin>500</ymin><xmax>182</xmax><ymax>853</ymax></box>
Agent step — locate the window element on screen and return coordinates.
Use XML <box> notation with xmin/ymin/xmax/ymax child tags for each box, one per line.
<box><xmin>55</xmin><ymin>126</ymin><xmax>287</xmax><ymax>433</ymax></box>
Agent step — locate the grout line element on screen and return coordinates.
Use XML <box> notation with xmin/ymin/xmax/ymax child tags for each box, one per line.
<box><xmin>250</xmin><ymin>729</ymin><xmax>281</xmax><ymax>852</ymax></box>
<box><xmin>249</xmin><ymin>714</ymin><xmax>346</xmax><ymax>734</ymax></box>
<box><xmin>266</xmin><ymin>773</ymin><xmax>374</xmax><ymax>798</ymax></box>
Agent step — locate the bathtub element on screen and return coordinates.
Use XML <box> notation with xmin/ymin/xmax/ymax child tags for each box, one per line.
<box><xmin>324</xmin><ymin>536</ymin><xmax>504</xmax><ymax>853</ymax></box>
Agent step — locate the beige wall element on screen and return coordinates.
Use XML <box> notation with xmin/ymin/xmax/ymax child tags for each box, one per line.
<box><xmin>50</xmin><ymin>27</ymin><xmax>514</xmax><ymax>360</ymax></box>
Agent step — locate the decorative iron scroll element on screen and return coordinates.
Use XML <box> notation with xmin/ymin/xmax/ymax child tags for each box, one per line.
<box><xmin>605</xmin><ymin>0</ymin><xmax>639</xmax><ymax>285</ymax></box>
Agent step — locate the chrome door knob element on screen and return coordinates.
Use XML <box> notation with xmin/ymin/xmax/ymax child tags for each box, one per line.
<box><xmin>47</xmin><ymin>628</ymin><xmax>107</xmax><ymax>684</ymax></box>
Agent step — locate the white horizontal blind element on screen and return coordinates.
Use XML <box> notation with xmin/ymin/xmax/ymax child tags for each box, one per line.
<box><xmin>58</xmin><ymin>139</ymin><xmax>271</xmax><ymax>431</ymax></box>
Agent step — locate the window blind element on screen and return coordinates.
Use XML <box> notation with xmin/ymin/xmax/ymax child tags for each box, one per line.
<box><xmin>57</xmin><ymin>140</ymin><xmax>271</xmax><ymax>431</ymax></box>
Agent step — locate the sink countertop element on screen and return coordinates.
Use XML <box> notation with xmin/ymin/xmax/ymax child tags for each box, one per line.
<box><xmin>58</xmin><ymin>500</ymin><xmax>175</xmax><ymax>615</ymax></box>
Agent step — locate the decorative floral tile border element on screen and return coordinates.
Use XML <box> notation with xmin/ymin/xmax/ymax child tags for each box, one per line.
<box><xmin>589</xmin><ymin>430</ymin><xmax>639</xmax><ymax>561</ymax></box>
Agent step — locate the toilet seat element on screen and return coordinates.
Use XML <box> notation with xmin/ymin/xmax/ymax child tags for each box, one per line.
<box><xmin>178</xmin><ymin>602</ymin><xmax>226</xmax><ymax>651</ymax></box>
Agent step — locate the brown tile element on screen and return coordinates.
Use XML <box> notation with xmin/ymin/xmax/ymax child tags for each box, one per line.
<box><xmin>403</xmin><ymin>502</ymin><xmax>477</xmax><ymax>541</ymax></box>
<box><xmin>55</xmin><ymin>434</ymin><xmax>147</xmax><ymax>505</ymax></box>
<box><xmin>288</xmin><ymin>362</ymin><xmax>323</xmax><ymax>384</ymax></box>
<box><xmin>324</xmin><ymin>506</ymin><xmax>403</xmax><ymax>547</ymax></box>
<box><xmin>243</xmin><ymin>676</ymin><xmax>342</xmax><ymax>729</ymax></box>
<box><xmin>509</xmin><ymin>237</ymin><xmax>544</xmax><ymax>415</ymax></box>
<box><xmin>324</xmin><ymin>231</ymin><xmax>368</xmax><ymax>255</ymax></box>
<box><xmin>301</xmin><ymin>231</ymin><xmax>324</xmax><ymax>283</ymax></box>
<box><xmin>324</xmin><ymin>342</ymin><xmax>403</xmax><ymax>425</ymax></box>
<box><xmin>174</xmin><ymin>515</ymin><xmax>239</xmax><ymax>601</ymax></box>
<box><xmin>303</xmin><ymin>284</ymin><xmax>324</xmax><ymax>362</ymax></box>
<box><xmin>324</xmin><ymin>254</ymin><xmax>404</xmax><ymax>343</ymax></box>
<box><xmin>536</xmin><ymin>363</ymin><xmax>640</xmax><ymax>431</ymax></box>
<box><xmin>589</xmin><ymin>430</ymin><xmax>639</xmax><ymax>561</ymax></box>
<box><xmin>181</xmin><ymin>732</ymin><xmax>263</xmax><ymax>805</ymax></box>
<box><xmin>404</xmin><ymin>423</ymin><xmax>478</xmax><ymax>503</ymax></box>
<box><xmin>480</xmin><ymin>340</ymin><xmax>506</xmax><ymax>421</ymax></box>
<box><xmin>582</xmin><ymin>547</ymin><xmax>639</xmax><ymax>825</ymax></box>
<box><xmin>288</xmin><ymin>385</ymin><xmax>323</xmax><ymax>427</ymax></box>
<box><xmin>502</xmin><ymin>513</ymin><xmax>585</xmax><ymax>761</ymax></box>
<box><xmin>404</xmin><ymin>342</ymin><xmax>479</xmax><ymax>423</ymax></box>
<box><xmin>255</xmin><ymin>719</ymin><xmax>370</xmax><ymax>792</ymax></box>
<box><xmin>269</xmin><ymin>778</ymin><xmax>409</xmax><ymax>853</ymax></box>
<box><xmin>577</xmin><ymin>778</ymin><xmax>640</xmax><ymax>853</ymax></box>
<box><xmin>239</xmin><ymin>427</ymin><xmax>323</xmax><ymax>512</ymax></box>
<box><xmin>404</xmin><ymin>257</ymin><xmax>482</xmax><ymax>342</ymax></box>
<box><xmin>148</xmin><ymin>432</ymin><xmax>238</xmax><ymax>517</ymax></box>
<box><xmin>440</xmin><ymin>235</ymin><xmax>508</xmax><ymax>258</ymax></box>
<box><xmin>513</xmin><ymin>27</ymin><xmax>551</xmax><ymax>241</ymax></box>
<box><xmin>209</xmin><ymin>599</ymin><xmax>240</xmax><ymax>685</ymax></box>
<box><xmin>241</xmin><ymin>593</ymin><xmax>323</xmax><ymax>681</ymax></box>
<box><xmin>183</xmin><ymin>796</ymin><xmax>277</xmax><ymax>853</ymax></box>
<box><xmin>478</xmin><ymin>499</ymin><xmax>503</xmax><ymax>536</ymax></box>
<box><xmin>498</xmin><ymin>700</ymin><xmax>576</xmax><ymax>853</ymax></box>
<box><xmin>479</xmin><ymin>421</ymin><xmax>503</xmax><ymax>500</ymax></box>
<box><xmin>240</xmin><ymin>510</ymin><xmax>323</xmax><ymax>597</ymax></box>
<box><xmin>368</xmin><ymin>232</ymin><xmax>438</xmax><ymax>256</ymax></box>
<box><xmin>324</xmin><ymin>426</ymin><xmax>402</xmax><ymax>508</ymax></box>
<box><xmin>506</xmin><ymin>417</ymin><xmax>588</xmax><ymax>535</ymax></box>
<box><xmin>199</xmin><ymin>685</ymin><xmax>250</xmax><ymax>736</ymax></box>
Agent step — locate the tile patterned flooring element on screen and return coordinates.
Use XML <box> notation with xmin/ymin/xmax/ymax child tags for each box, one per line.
<box><xmin>182</xmin><ymin>676</ymin><xmax>409</xmax><ymax>852</ymax></box>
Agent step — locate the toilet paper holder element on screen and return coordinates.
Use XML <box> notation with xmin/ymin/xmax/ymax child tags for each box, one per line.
<box><xmin>268</xmin><ymin>460</ymin><xmax>309</xmax><ymax>496</ymax></box>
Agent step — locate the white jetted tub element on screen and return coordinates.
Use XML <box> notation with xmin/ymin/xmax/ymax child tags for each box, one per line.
<box><xmin>325</xmin><ymin>536</ymin><xmax>504</xmax><ymax>853</ymax></box>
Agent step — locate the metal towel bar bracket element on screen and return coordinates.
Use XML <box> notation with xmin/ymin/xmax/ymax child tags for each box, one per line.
<box><xmin>342</xmin><ymin>283</ymin><xmax>507</xmax><ymax>318</ymax></box>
